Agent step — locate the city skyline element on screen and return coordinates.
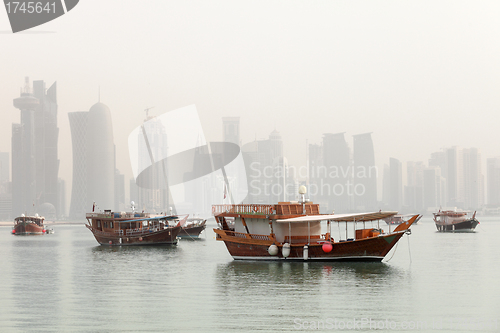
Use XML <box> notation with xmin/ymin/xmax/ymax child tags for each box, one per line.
<box><xmin>1</xmin><ymin>81</ymin><xmax>498</xmax><ymax>217</ymax></box>
<box><xmin>2</xmin><ymin>2</ymin><xmax>500</xmax><ymax>216</ymax></box>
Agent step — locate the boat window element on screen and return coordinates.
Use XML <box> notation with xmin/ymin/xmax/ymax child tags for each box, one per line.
<box><xmin>110</xmin><ymin>221</ymin><xmax>113</xmax><ymax>228</ymax></box>
<box><xmin>97</xmin><ymin>220</ymin><xmax>101</xmax><ymax>228</ymax></box>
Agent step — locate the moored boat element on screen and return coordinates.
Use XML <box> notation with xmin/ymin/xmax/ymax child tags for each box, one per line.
<box><xmin>383</xmin><ymin>214</ymin><xmax>422</xmax><ymax>225</ymax></box>
<box><xmin>12</xmin><ymin>214</ymin><xmax>46</xmax><ymax>235</ymax></box>
<box><xmin>178</xmin><ymin>218</ymin><xmax>207</xmax><ymax>239</ymax></box>
<box><xmin>433</xmin><ymin>210</ymin><xmax>479</xmax><ymax>232</ymax></box>
<box><xmin>85</xmin><ymin>210</ymin><xmax>187</xmax><ymax>245</ymax></box>
<box><xmin>213</xmin><ymin>199</ymin><xmax>417</xmax><ymax>262</ymax></box>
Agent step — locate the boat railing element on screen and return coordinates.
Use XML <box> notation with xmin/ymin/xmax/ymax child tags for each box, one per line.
<box><xmin>124</xmin><ymin>227</ymin><xmax>166</xmax><ymax>236</ymax></box>
<box><xmin>212</xmin><ymin>204</ymin><xmax>274</xmax><ymax>215</ymax></box>
<box><xmin>223</xmin><ymin>230</ymin><xmax>273</xmax><ymax>241</ymax></box>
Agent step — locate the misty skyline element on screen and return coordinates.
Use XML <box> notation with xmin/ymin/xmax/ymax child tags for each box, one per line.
<box><xmin>2</xmin><ymin>1</ymin><xmax>500</xmax><ymax>213</ymax></box>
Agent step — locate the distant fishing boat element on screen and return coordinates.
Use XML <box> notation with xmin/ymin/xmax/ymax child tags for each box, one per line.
<box><xmin>383</xmin><ymin>214</ymin><xmax>422</xmax><ymax>225</ymax></box>
<box><xmin>433</xmin><ymin>210</ymin><xmax>479</xmax><ymax>232</ymax></box>
<box><xmin>86</xmin><ymin>210</ymin><xmax>187</xmax><ymax>246</ymax></box>
<box><xmin>12</xmin><ymin>214</ymin><xmax>46</xmax><ymax>235</ymax></box>
<box><xmin>213</xmin><ymin>187</ymin><xmax>417</xmax><ymax>262</ymax></box>
<box><xmin>178</xmin><ymin>218</ymin><xmax>206</xmax><ymax>239</ymax></box>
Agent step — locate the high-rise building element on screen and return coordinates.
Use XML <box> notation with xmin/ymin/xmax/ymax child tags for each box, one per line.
<box><xmin>68</xmin><ymin>112</ymin><xmax>88</xmax><ymax>219</ymax></box>
<box><xmin>87</xmin><ymin>102</ymin><xmax>115</xmax><ymax>211</ymax></box>
<box><xmin>462</xmin><ymin>148</ymin><xmax>483</xmax><ymax>210</ymax></box>
<box><xmin>352</xmin><ymin>133</ymin><xmax>377</xmax><ymax>211</ymax></box>
<box><xmin>445</xmin><ymin>147</ymin><xmax>464</xmax><ymax>207</ymax></box>
<box><xmin>68</xmin><ymin>102</ymin><xmax>116</xmax><ymax>219</ymax></box>
<box><xmin>487</xmin><ymin>157</ymin><xmax>500</xmax><ymax>206</ymax></box>
<box><xmin>12</xmin><ymin>77</ymin><xmax>59</xmax><ymax>217</ymax></box>
<box><xmin>389</xmin><ymin>158</ymin><xmax>402</xmax><ymax>211</ymax></box>
<box><xmin>423</xmin><ymin>166</ymin><xmax>446</xmax><ymax>209</ymax></box>
<box><xmin>429</xmin><ymin>146</ymin><xmax>483</xmax><ymax>209</ymax></box>
<box><xmin>241</xmin><ymin>130</ymin><xmax>290</xmax><ymax>204</ymax></box>
<box><xmin>405</xmin><ymin>161</ymin><xmax>425</xmax><ymax>211</ymax></box>
<box><xmin>323</xmin><ymin>133</ymin><xmax>351</xmax><ymax>212</ymax></box>
<box><xmin>0</xmin><ymin>152</ymin><xmax>11</xmax><ymax>220</ymax></box>
<box><xmin>133</xmin><ymin>114</ymin><xmax>170</xmax><ymax>213</ymax></box>
<box><xmin>222</xmin><ymin>117</ymin><xmax>240</xmax><ymax>145</ymax></box>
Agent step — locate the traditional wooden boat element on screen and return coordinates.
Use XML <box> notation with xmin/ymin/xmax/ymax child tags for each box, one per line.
<box><xmin>433</xmin><ymin>210</ymin><xmax>479</xmax><ymax>232</ymax></box>
<box><xmin>213</xmin><ymin>202</ymin><xmax>417</xmax><ymax>262</ymax></box>
<box><xmin>86</xmin><ymin>210</ymin><xmax>187</xmax><ymax>245</ymax></box>
<box><xmin>178</xmin><ymin>218</ymin><xmax>207</xmax><ymax>239</ymax></box>
<box><xmin>383</xmin><ymin>214</ymin><xmax>422</xmax><ymax>225</ymax></box>
<box><xmin>12</xmin><ymin>214</ymin><xmax>46</xmax><ymax>235</ymax></box>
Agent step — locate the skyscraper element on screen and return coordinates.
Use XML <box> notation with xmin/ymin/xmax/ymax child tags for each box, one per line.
<box><xmin>68</xmin><ymin>102</ymin><xmax>115</xmax><ymax>219</ymax></box>
<box><xmin>323</xmin><ymin>133</ymin><xmax>350</xmax><ymax>212</ymax></box>
<box><xmin>462</xmin><ymin>148</ymin><xmax>483</xmax><ymax>210</ymax></box>
<box><xmin>352</xmin><ymin>133</ymin><xmax>377</xmax><ymax>210</ymax></box>
<box><xmin>12</xmin><ymin>77</ymin><xmax>59</xmax><ymax>217</ymax></box>
<box><xmin>222</xmin><ymin>117</ymin><xmax>240</xmax><ymax>145</ymax></box>
<box><xmin>423</xmin><ymin>166</ymin><xmax>446</xmax><ymax>209</ymax></box>
<box><xmin>405</xmin><ymin>161</ymin><xmax>425</xmax><ymax>211</ymax></box>
<box><xmin>389</xmin><ymin>158</ymin><xmax>402</xmax><ymax>211</ymax></box>
<box><xmin>487</xmin><ymin>157</ymin><xmax>500</xmax><ymax>206</ymax></box>
<box><xmin>68</xmin><ymin>112</ymin><xmax>88</xmax><ymax>219</ymax></box>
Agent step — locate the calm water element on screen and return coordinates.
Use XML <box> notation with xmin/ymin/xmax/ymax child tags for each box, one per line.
<box><xmin>0</xmin><ymin>217</ymin><xmax>499</xmax><ymax>332</ymax></box>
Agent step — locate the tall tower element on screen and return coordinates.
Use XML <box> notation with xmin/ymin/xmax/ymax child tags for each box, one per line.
<box><xmin>323</xmin><ymin>133</ymin><xmax>351</xmax><ymax>212</ymax></box>
<box><xmin>33</xmin><ymin>79</ymin><xmax>59</xmax><ymax>214</ymax></box>
<box><xmin>87</xmin><ymin>102</ymin><xmax>115</xmax><ymax>211</ymax></box>
<box><xmin>12</xmin><ymin>77</ymin><xmax>39</xmax><ymax>216</ymax></box>
<box><xmin>389</xmin><ymin>157</ymin><xmax>402</xmax><ymax>211</ymax></box>
<box><xmin>352</xmin><ymin>133</ymin><xmax>377</xmax><ymax>211</ymax></box>
<box><xmin>68</xmin><ymin>102</ymin><xmax>115</xmax><ymax>219</ymax></box>
<box><xmin>487</xmin><ymin>157</ymin><xmax>500</xmax><ymax>206</ymax></box>
<box><xmin>68</xmin><ymin>112</ymin><xmax>88</xmax><ymax>219</ymax></box>
<box><xmin>222</xmin><ymin>117</ymin><xmax>240</xmax><ymax>145</ymax></box>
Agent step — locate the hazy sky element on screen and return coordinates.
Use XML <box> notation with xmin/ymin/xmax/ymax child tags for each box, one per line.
<box><xmin>1</xmin><ymin>1</ymin><xmax>500</xmax><ymax>206</ymax></box>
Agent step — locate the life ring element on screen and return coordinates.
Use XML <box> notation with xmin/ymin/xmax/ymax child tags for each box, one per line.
<box><xmin>253</xmin><ymin>205</ymin><xmax>258</xmax><ymax>213</ymax></box>
<box><xmin>139</xmin><ymin>237</ymin><xmax>143</xmax><ymax>241</ymax></box>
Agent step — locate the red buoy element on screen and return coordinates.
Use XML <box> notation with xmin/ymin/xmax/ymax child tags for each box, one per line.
<box><xmin>12</xmin><ymin>229</ymin><xmax>15</xmax><ymax>234</ymax></box>
<box><xmin>322</xmin><ymin>242</ymin><xmax>333</xmax><ymax>253</ymax></box>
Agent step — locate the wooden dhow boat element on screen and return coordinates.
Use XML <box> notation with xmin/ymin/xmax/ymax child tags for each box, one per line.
<box><xmin>433</xmin><ymin>210</ymin><xmax>479</xmax><ymax>232</ymax></box>
<box><xmin>178</xmin><ymin>218</ymin><xmax>207</xmax><ymax>239</ymax></box>
<box><xmin>213</xmin><ymin>201</ymin><xmax>417</xmax><ymax>262</ymax></box>
<box><xmin>12</xmin><ymin>214</ymin><xmax>46</xmax><ymax>235</ymax></box>
<box><xmin>86</xmin><ymin>210</ymin><xmax>187</xmax><ymax>245</ymax></box>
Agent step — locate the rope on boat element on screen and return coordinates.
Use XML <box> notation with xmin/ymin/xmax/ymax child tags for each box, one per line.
<box><xmin>384</xmin><ymin>241</ymin><xmax>399</xmax><ymax>262</ymax></box>
<box><xmin>407</xmin><ymin>233</ymin><xmax>412</xmax><ymax>264</ymax></box>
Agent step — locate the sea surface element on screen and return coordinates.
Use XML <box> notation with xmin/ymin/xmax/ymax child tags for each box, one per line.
<box><xmin>0</xmin><ymin>216</ymin><xmax>499</xmax><ymax>332</ymax></box>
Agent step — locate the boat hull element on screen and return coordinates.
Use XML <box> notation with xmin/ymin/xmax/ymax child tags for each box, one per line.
<box><xmin>178</xmin><ymin>224</ymin><xmax>206</xmax><ymax>238</ymax></box>
<box><xmin>215</xmin><ymin>230</ymin><xmax>405</xmax><ymax>262</ymax></box>
<box><xmin>13</xmin><ymin>222</ymin><xmax>44</xmax><ymax>235</ymax></box>
<box><xmin>86</xmin><ymin>225</ymin><xmax>182</xmax><ymax>245</ymax></box>
<box><xmin>435</xmin><ymin>218</ymin><xmax>479</xmax><ymax>232</ymax></box>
